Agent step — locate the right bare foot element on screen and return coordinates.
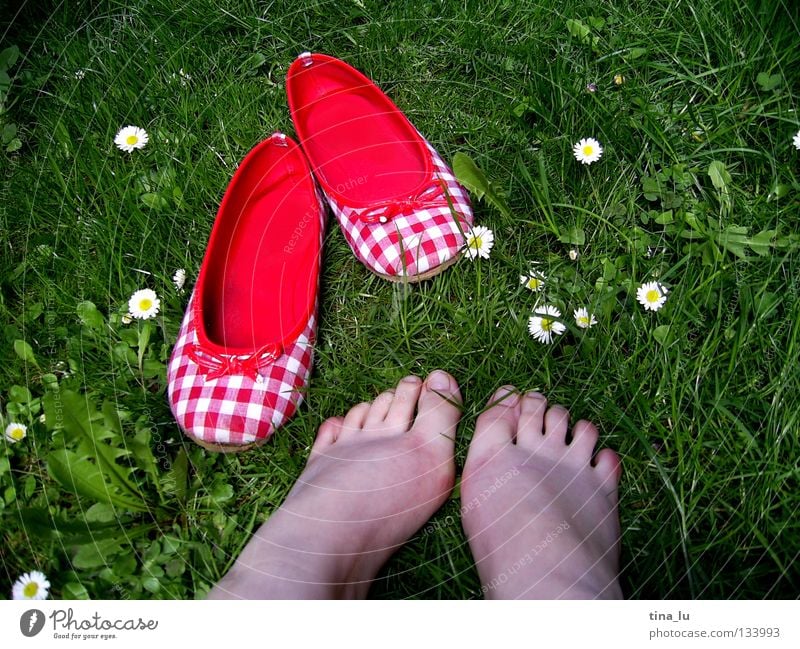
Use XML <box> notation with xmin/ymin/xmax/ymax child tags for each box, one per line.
<box><xmin>461</xmin><ymin>387</ymin><xmax>623</xmax><ymax>599</ymax></box>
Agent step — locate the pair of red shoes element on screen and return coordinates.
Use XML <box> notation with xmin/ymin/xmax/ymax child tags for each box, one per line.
<box><xmin>167</xmin><ymin>53</ymin><xmax>474</xmax><ymax>451</ymax></box>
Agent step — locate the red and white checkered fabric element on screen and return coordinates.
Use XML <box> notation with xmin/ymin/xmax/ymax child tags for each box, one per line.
<box><xmin>326</xmin><ymin>139</ymin><xmax>473</xmax><ymax>278</ymax></box>
<box><xmin>167</xmin><ymin>291</ymin><xmax>318</xmax><ymax>446</ymax></box>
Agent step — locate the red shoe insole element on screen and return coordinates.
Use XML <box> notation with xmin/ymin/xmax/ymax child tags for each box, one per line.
<box><xmin>288</xmin><ymin>56</ymin><xmax>429</xmax><ymax>203</ymax></box>
<box><xmin>200</xmin><ymin>142</ymin><xmax>319</xmax><ymax>350</ymax></box>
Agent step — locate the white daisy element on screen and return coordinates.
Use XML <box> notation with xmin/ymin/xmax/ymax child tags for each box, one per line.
<box><xmin>573</xmin><ymin>137</ymin><xmax>603</xmax><ymax>165</ymax></box>
<box><xmin>464</xmin><ymin>226</ymin><xmax>494</xmax><ymax>260</ymax></box>
<box><xmin>520</xmin><ymin>270</ymin><xmax>546</xmax><ymax>292</ymax></box>
<box><xmin>568</xmin><ymin>249</ymin><xmax>579</xmax><ymax>261</ymax></box>
<box><xmin>4</xmin><ymin>422</ymin><xmax>27</xmax><ymax>443</ymax></box>
<box><xmin>528</xmin><ymin>305</ymin><xmax>567</xmax><ymax>344</ymax></box>
<box><xmin>574</xmin><ymin>307</ymin><xmax>597</xmax><ymax>329</ymax></box>
<box><xmin>128</xmin><ymin>288</ymin><xmax>160</xmax><ymax>320</ymax></box>
<box><xmin>114</xmin><ymin>125</ymin><xmax>149</xmax><ymax>153</ymax></box>
<box><xmin>172</xmin><ymin>268</ymin><xmax>186</xmax><ymax>291</ymax></box>
<box><xmin>636</xmin><ymin>281</ymin><xmax>668</xmax><ymax>312</ymax></box>
<box><xmin>12</xmin><ymin>570</ymin><xmax>50</xmax><ymax>600</ymax></box>
<box><xmin>121</xmin><ymin>313</ymin><xmax>133</xmax><ymax>325</ymax></box>
<box><xmin>793</xmin><ymin>130</ymin><xmax>800</xmax><ymax>151</ymax></box>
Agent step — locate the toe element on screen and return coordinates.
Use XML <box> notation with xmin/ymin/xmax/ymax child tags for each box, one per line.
<box><xmin>470</xmin><ymin>386</ymin><xmax>521</xmax><ymax>455</ymax></box>
<box><xmin>385</xmin><ymin>375</ymin><xmax>423</xmax><ymax>432</ymax></box>
<box><xmin>411</xmin><ymin>370</ymin><xmax>462</xmax><ymax>448</ymax></box>
<box><xmin>593</xmin><ymin>448</ymin><xmax>622</xmax><ymax>485</ymax></box>
<box><xmin>542</xmin><ymin>404</ymin><xmax>570</xmax><ymax>450</ymax></box>
<box><xmin>340</xmin><ymin>402</ymin><xmax>370</xmax><ymax>439</ymax></box>
<box><xmin>310</xmin><ymin>416</ymin><xmax>344</xmax><ymax>454</ymax></box>
<box><xmin>570</xmin><ymin>419</ymin><xmax>600</xmax><ymax>461</ymax></box>
<box><xmin>364</xmin><ymin>389</ymin><xmax>395</xmax><ymax>428</ymax></box>
<box><xmin>515</xmin><ymin>391</ymin><xmax>548</xmax><ymax>450</ymax></box>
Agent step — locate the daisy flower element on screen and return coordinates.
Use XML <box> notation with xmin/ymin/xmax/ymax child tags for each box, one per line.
<box><xmin>613</xmin><ymin>74</ymin><xmax>625</xmax><ymax>86</ymax></box>
<box><xmin>528</xmin><ymin>305</ymin><xmax>566</xmax><ymax>344</ymax></box>
<box><xmin>464</xmin><ymin>225</ymin><xmax>494</xmax><ymax>260</ymax></box>
<box><xmin>12</xmin><ymin>570</ymin><xmax>50</xmax><ymax>600</ymax></box>
<box><xmin>568</xmin><ymin>249</ymin><xmax>579</xmax><ymax>261</ymax></box>
<box><xmin>4</xmin><ymin>422</ymin><xmax>27</xmax><ymax>443</ymax></box>
<box><xmin>128</xmin><ymin>288</ymin><xmax>160</xmax><ymax>320</ymax></box>
<box><xmin>121</xmin><ymin>313</ymin><xmax>133</xmax><ymax>325</ymax></box>
<box><xmin>574</xmin><ymin>307</ymin><xmax>597</xmax><ymax>329</ymax></box>
<box><xmin>520</xmin><ymin>270</ymin><xmax>546</xmax><ymax>292</ymax></box>
<box><xmin>114</xmin><ymin>125</ymin><xmax>149</xmax><ymax>153</ymax></box>
<box><xmin>636</xmin><ymin>281</ymin><xmax>668</xmax><ymax>312</ymax></box>
<box><xmin>573</xmin><ymin>137</ymin><xmax>603</xmax><ymax>165</ymax></box>
<box><xmin>793</xmin><ymin>130</ymin><xmax>800</xmax><ymax>151</ymax></box>
<box><xmin>172</xmin><ymin>268</ymin><xmax>186</xmax><ymax>291</ymax></box>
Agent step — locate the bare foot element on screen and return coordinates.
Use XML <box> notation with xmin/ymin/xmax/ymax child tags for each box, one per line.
<box><xmin>461</xmin><ymin>387</ymin><xmax>622</xmax><ymax>599</ymax></box>
<box><xmin>208</xmin><ymin>370</ymin><xmax>462</xmax><ymax>599</ymax></box>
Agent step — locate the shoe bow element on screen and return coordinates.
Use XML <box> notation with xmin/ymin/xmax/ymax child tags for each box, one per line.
<box><xmin>187</xmin><ymin>343</ymin><xmax>283</xmax><ymax>381</ymax></box>
<box><xmin>357</xmin><ymin>178</ymin><xmax>449</xmax><ymax>224</ymax></box>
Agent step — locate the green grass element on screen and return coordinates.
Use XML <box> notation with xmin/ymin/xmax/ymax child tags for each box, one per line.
<box><xmin>1</xmin><ymin>0</ymin><xmax>799</xmax><ymax>599</ymax></box>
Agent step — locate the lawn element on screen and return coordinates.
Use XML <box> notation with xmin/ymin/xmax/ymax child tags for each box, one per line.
<box><xmin>1</xmin><ymin>0</ymin><xmax>799</xmax><ymax>599</ymax></box>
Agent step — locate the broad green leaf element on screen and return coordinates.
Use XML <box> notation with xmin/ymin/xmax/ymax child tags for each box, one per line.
<box><xmin>654</xmin><ymin>210</ymin><xmax>674</xmax><ymax>225</ymax></box>
<box><xmin>707</xmin><ymin>161</ymin><xmax>731</xmax><ymax>190</ymax></box>
<box><xmin>558</xmin><ymin>226</ymin><xmax>586</xmax><ymax>246</ymax></box>
<box><xmin>716</xmin><ymin>224</ymin><xmax>748</xmax><ymax>258</ymax></box>
<box><xmin>768</xmin><ymin>183</ymin><xmax>790</xmax><ymax>200</ymax></box>
<box><xmin>6</xmin><ymin>137</ymin><xmax>22</xmax><ymax>152</ymax></box>
<box><xmin>47</xmin><ymin>448</ymin><xmax>147</xmax><ymax>511</ymax></box>
<box><xmin>242</xmin><ymin>52</ymin><xmax>267</xmax><ymax>72</ymax></box>
<box><xmin>13</xmin><ymin>339</ymin><xmax>38</xmax><ymax>366</ymax></box>
<box><xmin>2</xmin><ymin>122</ymin><xmax>16</xmax><ymax>144</ymax></box>
<box><xmin>587</xmin><ymin>16</ymin><xmax>605</xmax><ymax>30</ymax></box>
<box><xmin>140</xmin><ymin>192</ymin><xmax>169</xmax><ymax>210</ymax></box>
<box><xmin>44</xmin><ymin>390</ymin><xmax>145</xmax><ymax>509</ymax></box>
<box><xmin>8</xmin><ymin>384</ymin><xmax>32</xmax><ymax>403</ymax></box>
<box><xmin>566</xmin><ymin>19</ymin><xmax>591</xmax><ymax>41</ymax></box>
<box><xmin>625</xmin><ymin>47</ymin><xmax>647</xmax><ymax>60</ymax></box>
<box><xmin>452</xmin><ymin>152</ymin><xmax>511</xmax><ymax>217</ymax></box>
<box><xmin>137</xmin><ymin>320</ymin><xmax>151</xmax><ymax>371</ymax></box>
<box><xmin>85</xmin><ymin>502</ymin><xmax>117</xmax><ymax>523</ymax></box>
<box><xmin>211</xmin><ymin>483</ymin><xmax>234</xmax><ymax>504</ymax></box>
<box><xmin>62</xmin><ymin>582</ymin><xmax>90</xmax><ymax>599</ymax></box>
<box><xmin>641</xmin><ymin>175</ymin><xmax>662</xmax><ymax>201</ymax></box>
<box><xmin>756</xmin><ymin>72</ymin><xmax>781</xmax><ymax>92</ymax></box>
<box><xmin>747</xmin><ymin>229</ymin><xmax>775</xmax><ymax>256</ymax></box>
<box><xmin>653</xmin><ymin>325</ymin><xmax>671</xmax><ymax>345</ymax></box>
<box><xmin>77</xmin><ymin>300</ymin><xmax>105</xmax><ymax>330</ymax></box>
<box><xmin>163</xmin><ymin>447</ymin><xmax>188</xmax><ymax>504</ymax></box>
<box><xmin>0</xmin><ymin>45</ymin><xmax>20</xmax><ymax>69</ymax></box>
<box><xmin>72</xmin><ymin>537</ymin><xmax>125</xmax><ymax>569</ymax></box>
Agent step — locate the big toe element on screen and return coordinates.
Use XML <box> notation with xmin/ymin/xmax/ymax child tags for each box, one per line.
<box><xmin>411</xmin><ymin>370</ymin><xmax>462</xmax><ymax>450</ymax></box>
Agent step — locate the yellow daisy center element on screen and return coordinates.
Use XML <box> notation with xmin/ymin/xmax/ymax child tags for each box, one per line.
<box><xmin>540</xmin><ymin>318</ymin><xmax>553</xmax><ymax>332</ymax></box>
<box><xmin>526</xmin><ymin>277</ymin><xmax>542</xmax><ymax>290</ymax></box>
<box><xmin>646</xmin><ymin>289</ymin><xmax>660</xmax><ymax>303</ymax></box>
<box><xmin>582</xmin><ymin>145</ymin><xmax>594</xmax><ymax>156</ymax></box>
<box><xmin>126</xmin><ymin>135</ymin><xmax>139</xmax><ymax>145</ymax></box>
<box><xmin>470</xmin><ymin>236</ymin><xmax>483</xmax><ymax>250</ymax></box>
<box><xmin>578</xmin><ymin>316</ymin><xmax>589</xmax><ymax>326</ymax></box>
<box><xmin>138</xmin><ymin>298</ymin><xmax>153</xmax><ymax>311</ymax></box>
<box><xmin>9</xmin><ymin>427</ymin><xmax>25</xmax><ymax>441</ymax></box>
<box><xmin>23</xmin><ymin>581</ymin><xmax>39</xmax><ymax>597</ymax></box>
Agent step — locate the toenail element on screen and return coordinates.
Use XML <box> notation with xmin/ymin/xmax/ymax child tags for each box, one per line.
<box><xmin>524</xmin><ymin>391</ymin><xmax>546</xmax><ymax>402</ymax></box>
<box><xmin>427</xmin><ymin>370</ymin><xmax>450</xmax><ymax>390</ymax></box>
<box><xmin>401</xmin><ymin>375</ymin><xmax>421</xmax><ymax>384</ymax></box>
<box><xmin>493</xmin><ymin>385</ymin><xmax>518</xmax><ymax>404</ymax></box>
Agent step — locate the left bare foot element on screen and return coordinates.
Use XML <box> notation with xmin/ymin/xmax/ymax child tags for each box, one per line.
<box><xmin>208</xmin><ymin>370</ymin><xmax>462</xmax><ymax>599</ymax></box>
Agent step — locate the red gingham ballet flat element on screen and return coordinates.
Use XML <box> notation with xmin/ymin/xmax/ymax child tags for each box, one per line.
<box><xmin>167</xmin><ymin>133</ymin><xmax>325</xmax><ymax>452</ymax></box>
<box><xmin>287</xmin><ymin>52</ymin><xmax>473</xmax><ymax>282</ymax></box>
